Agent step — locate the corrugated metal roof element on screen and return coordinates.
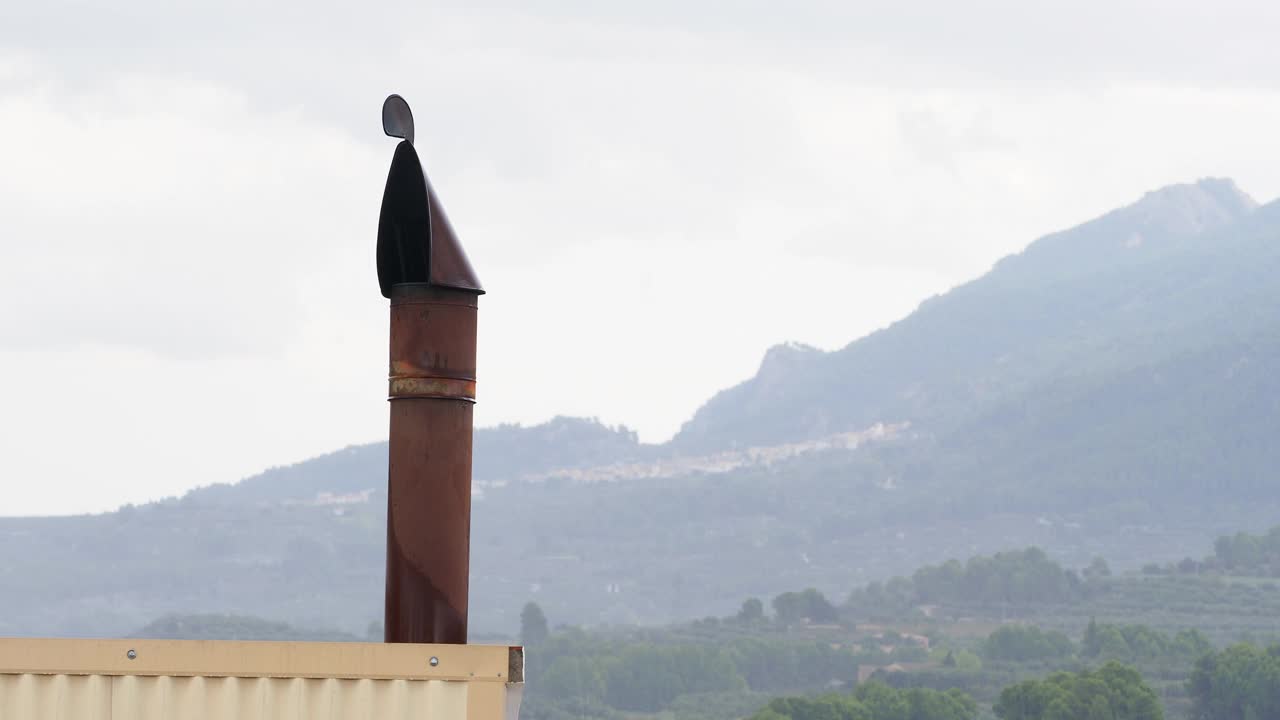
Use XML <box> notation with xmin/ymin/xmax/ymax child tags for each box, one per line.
<box><xmin>0</xmin><ymin>639</ymin><xmax>522</xmax><ymax>720</ymax></box>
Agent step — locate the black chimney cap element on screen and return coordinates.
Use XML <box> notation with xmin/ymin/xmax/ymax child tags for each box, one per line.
<box><xmin>376</xmin><ymin>94</ymin><xmax>483</xmax><ymax>298</ymax></box>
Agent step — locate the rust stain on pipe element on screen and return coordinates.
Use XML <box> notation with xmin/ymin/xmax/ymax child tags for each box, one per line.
<box><xmin>378</xmin><ymin>95</ymin><xmax>483</xmax><ymax>645</ymax></box>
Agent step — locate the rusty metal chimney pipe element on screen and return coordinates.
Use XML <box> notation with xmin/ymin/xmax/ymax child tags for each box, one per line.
<box><xmin>377</xmin><ymin>95</ymin><xmax>484</xmax><ymax>644</ymax></box>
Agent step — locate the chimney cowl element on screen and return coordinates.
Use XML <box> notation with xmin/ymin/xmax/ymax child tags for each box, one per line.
<box><xmin>376</xmin><ymin>94</ymin><xmax>484</xmax><ymax>298</ymax></box>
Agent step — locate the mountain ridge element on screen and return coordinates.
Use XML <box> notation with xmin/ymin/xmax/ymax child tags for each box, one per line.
<box><xmin>169</xmin><ymin>176</ymin><xmax>1270</xmax><ymax>502</ymax></box>
<box><xmin>672</xmin><ymin>177</ymin><xmax>1267</xmax><ymax>452</ymax></box>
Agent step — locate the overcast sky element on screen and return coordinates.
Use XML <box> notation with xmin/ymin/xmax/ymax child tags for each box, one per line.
<box><xmin>3</xmin><ymin>1</ymin><xmax>1280</xmax><ymax>515</ymax></box>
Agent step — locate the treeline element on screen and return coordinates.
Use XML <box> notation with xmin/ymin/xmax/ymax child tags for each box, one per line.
<box><xmin>1211</xmin><ymin>525</ymin><xmax>1280</xmax><ymax>575</ymax></box>
<box><xmin>547</xmin><ymin>643</ymin><xmax>743</xmax><ymax>713</ymax></box>
<box><xmin>875</xmin><ymin>621</ymin><xmax>1210</xmax><ymax>711</ymax></box>
<box><xmin>515</xmin><ymin>535</ymin><xmax>1277</xmax><ymax>720</ymax></box>
<box><xmin>983</xmin><ymin>625</ymin><xmax>1074</xmax><ymax>663</ymax></box>
<box><xmin>727</xmin><ymin>547</ymin><xmax>1110</xmax><ymax>628</ymax></box>
<box><xmin>846</xmin><ymin>548</ymin><xmax>1097</xmax><ymax>616</ymax></box>
<box><xmin>521</xmin><ymin>610</ymin><xmax>1214</xmax><ymax>719</ymax></box>
<box><xmin>977</xmin><ymin>621</ymin><xmax>1212</xmax><ymax>666</ymax></box>
<box><xmin>752</xmin><ymin>682</ymin><xmax>977</xmax><ymax>720</ymax></box>
<box><xmin>950</xmin><ymin>634</ymin><xmax>1280</xmax><ymax>720</ymax></box>
<box><xmin>523</xmin><ymin>630</ymin><xmax>925</xmax><ymax>719</ymax></box>
<box><xmin>1082</xmin><ymin>620</ymin><xmax>1211</xmax><ymax>666</ymax></box>
<box><xmin>761</xmin><ymin>640</ymin><xmax>1280</xmax><ymax>720</ymax></box>
<box><xmin>755</xmin><ymin>662</ymin><xmax>1169</xmax><ymax>720</ymax></box>
<box><xmin>835</xmin><ymin>540</ymin><xmax>1280</xmax><ymax>636</ymax></box>
<box><xmin>1139</xmin><ymin>525</ymin><xmax>1280</xmax><ymax>578</ymax></box>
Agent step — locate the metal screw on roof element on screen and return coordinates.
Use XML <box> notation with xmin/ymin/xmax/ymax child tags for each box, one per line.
<box><xmin>126</xmin><ymin>649</ymin><xmax>137</xmax><ymax>660</ymax></box>
<box><xmin>429</xmin><ymin>656</ymin><xmax>439</xmax><ymax>667</ymax></box>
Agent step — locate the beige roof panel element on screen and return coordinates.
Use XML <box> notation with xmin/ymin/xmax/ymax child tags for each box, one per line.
<box><xmin>0</xmin><ymin>638</ymin><xmax>522</xmax><ymax>720</ymax></box>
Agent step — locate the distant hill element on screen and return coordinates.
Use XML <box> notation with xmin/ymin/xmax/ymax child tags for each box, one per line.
<box><xmin>675</xmin><ymin>178</ymin><xmax>1262</xmax><ymax>452</ymax></box>
<box><xmin>5</xmin><ymin>178</ymin><xmax>1280</xmax><ymax>639</ymax></box>
<box><xmin>185</xmin><ymin>415</ymin><xmax>648</xmax><ymax>505</ymax></box>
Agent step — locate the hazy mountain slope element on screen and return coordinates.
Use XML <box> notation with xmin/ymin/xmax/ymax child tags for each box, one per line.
<box><xmin>931</xmin><ymin>197</ymin><xmax>1280</xmax><ymax>510</ymax></box>
<box><xmin>3</xmin><ymin>442</ymin><xmax>1269</xmax><ymax>640</ymax></box>
<box><xmin>673</xmin><ymin>178</ymin><xmax>1261</xmax><ymax>451</ymax></box>
<box><xmin>6</xmin><ymin>179</ymin><xmax>1280</xmax><ymax>639</ymax></box>
<box><xmin>185</xmin><ymin>416</ymin><xmax>646</xmax><ymax>505</ymax></box>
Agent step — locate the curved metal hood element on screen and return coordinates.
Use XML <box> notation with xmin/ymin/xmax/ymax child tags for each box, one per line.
<box><xmin>376</xmin><ymin>95</ymin><xmax>484</xmax><ymax>298</ymax></box>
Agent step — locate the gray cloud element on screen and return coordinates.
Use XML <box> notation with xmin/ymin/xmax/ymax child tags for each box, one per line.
<box><xmin>4</xmin><ymin>1</ymin><xmax>1280</xmax><ymax>513</ymax></box>
<box><xmin>9</xmin><ymin>1</ymin><xmax>1280</xmax><ymax>94</ymax></box>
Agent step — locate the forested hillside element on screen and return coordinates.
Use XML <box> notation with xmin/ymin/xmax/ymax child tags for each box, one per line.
<box><xmin>130</xmin><ymin>535</ymin><xmax>1280</xmax><ymax>720</ymax></box>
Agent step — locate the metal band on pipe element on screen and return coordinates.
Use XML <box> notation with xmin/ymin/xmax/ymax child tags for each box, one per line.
<box><xmin>388</xmin><ymin>377</ymin><xmax>477</xmax><ymax>401</ymax></box>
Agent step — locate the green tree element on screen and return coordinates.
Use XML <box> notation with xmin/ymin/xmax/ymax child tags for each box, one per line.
<box><xmin>930</xmin><ymin>647</ymin><xmax>982</xmax><ymax>672</ymax></box>
<box><xmin>603</xmin><ymin>645</ymin><xmax>745</xmax><ymax>712</ymax></box>
<box><xmin>773</xmin><ymin>588</ymin><xmax>839</xmax><ymax>625</ymax></box>
<box><xmin>853</xmin><ymin>681</ymin><xmax>908</xmax><ymax>720</ymax></box>
<box><xmin>728</xmin><ymin>638</ymin><xmax>862</xmax><ymax>692</ymax></box>
<box><xmin>995</xmin><ymin>662</ymin><xmax>1162</xmax><ymax>720</ymax></box>
<box><xmin>855</xmin><ymin>547</ymin><xmax>1086</xmax><ymax>612</ymax></box>
<box><xmin>1094</xmin><ymin>625</ymin><xmax>1131</xmax><ymax>660</ymax></box>
<box><xmin>983</xmin><ymin>625</ymin><xmax>1075</xmax><ymax>663</ymax></box>
<box><xmin>1172</xmin><ymin>629</ymin><xmax>1212</xmax><ymax>659</ymax></box>
<box><xmin>1187</xmin><ymin>643</ymin><xmax>1280</xmax><ymax>720</ymax></box>
<box><xmin>541</xmin><ymin>656</ymin><xmax>606</xmax><ymax>703</ymax></box>
<box><xmin>738</xmin><ymin>597</ymin><xmax>766</xmax><ymax>624</ymax></box>
<box><xmin>1082</xmin><ymin>618</ymin><xmax>1100</xmax><ymax>657</ymax></box>
<box><xmin>521</xmin><ymin>601</ymin><xmax>550</xmax><ymax>646</ymax></box>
